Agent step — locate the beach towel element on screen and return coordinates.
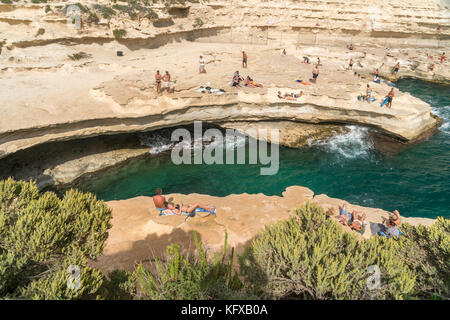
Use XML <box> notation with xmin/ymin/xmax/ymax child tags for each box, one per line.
<box><xmin>156</xmin><ymin>205</ymin><xmax>216</xmax><ymax>217</ymax></box>
<box><xmin>380</xmin><ymin>96</ymin><xmax>389</xmax><ymax>107</ymax></box>
<box><xmin>296</xmin><ymin>80</ymin><xmax>311</xmax><ymax>85</ymax></box>
<box><xmin>156</xmin><ymin>208</ymin><xmax>194</xmax><ymax>217</ymax></box>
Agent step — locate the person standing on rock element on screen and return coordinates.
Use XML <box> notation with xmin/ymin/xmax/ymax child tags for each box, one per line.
<box><xmin>392</xmin><ymin>62</ymin><xmax>400</xmax><ymax>76</ymax></box>
<box><xmin>386</xmin><ymin>88</ymin><xmax>394</xmax><ymax>109</ymax></box>
<box><xmin>374</xmin><ymin>68</ymin><xmax>380</xmax><ymax>82</ymax></box>
<box><xmin>366</xmin><ymin>84</ymin><xmax>372</xmax><ymax>103</ymax></box>
<box><xmin>312</xmin><ymin>65</ymin><xmax>319</xmax><ymax>84</ymax></box>
<box><xmin>348</xmin><ymin>58</ymin><xmax>354</xmax><ymax>70</ymax></box>
<box><xmin>440</xmin><ymin>52</ymin><xmax>446</xmax><ymax>64</ymax></box>
<box><xmin>163</xmin><ymin>71</ymin><xmax>171</xmax><ymax>93</ymax></box>
<box><xmin>242</xmin><ymin>51</ymin><xmax>248</xmax><ymax>68</ymax></box>
<box><xmin>155</xmin><ymin>70</ymin><xmax>162</xmax><ymax>94</ymax></box>
<box><xmin>199</xmin><ymin>55</ymin><xmax>206</xmax><ymax>74</ymax></box>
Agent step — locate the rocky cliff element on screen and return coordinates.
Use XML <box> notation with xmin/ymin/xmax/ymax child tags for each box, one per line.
<box><xmin>0</xmin><ymin>0</ymin><xmax>448</xmax><ymax>187</ymax></box>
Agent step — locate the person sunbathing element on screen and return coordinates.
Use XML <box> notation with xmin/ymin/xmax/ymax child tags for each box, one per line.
<box><xmin>388</xmin><ymin>210</ymin><xmax>401</xmax><ymax>226</ymax></box>
<box><xmin>378</xmin><ymin>210</ymin><xmax>401</xmax><ymax>238</ymax></box>
<box><xmin>337</xmin><ymin>203</ymin><xmax>353</xmax><ymax>225</ymax></box>
<box><xmin>245</xmin><ymin>76</ymin><xmax>263</xmax><ymax>88</ymax></box>
<box><xmin>349</xmin><ymin>212</ymin><xmax>367</xmax><ymax>232</ymax></box>
<box><xmin>379</xmin><ymin>219</ymin><xmax>400</xmax><ymax>238</ymax></box>
<box><xmin>277</xmin><ymin>91</ymin><xmax>302</xmax><ymax>100</ymax></box>
<box><xmin>153</xmin><ymin>188</ymin><xmax>214</xmax><ymax>215</ymax></box>
<box><xmin>170</xmin><ymin>203</ymin><xmax>216</xmax><ymax>215</ymax></box>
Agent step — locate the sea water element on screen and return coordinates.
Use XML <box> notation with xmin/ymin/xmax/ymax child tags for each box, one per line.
<box><xmin>78</xmin><ymin>79</ymin><xmax>449</xmax><ymax>219</ymax></box>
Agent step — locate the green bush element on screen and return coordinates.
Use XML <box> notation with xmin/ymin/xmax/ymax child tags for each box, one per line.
<box><xmin>397</xmin><ymin>218</ymin><xmax>449</xmax><ymax>299</ymax></box>
<box><xmin>74</xmin><ymin>2</ymin><xmax>90</xmax><ymax>14</ymax></box>
<box><xmin>96</xmin><ymin>270</ymin><xmax>137</xmax><ymax>300</ymax></box>
<box><xmin>113</xmin><ymin>29</ymin><xmax>127</xmax><ymax>38</ymax></box>
<box><xmin>193</xmin><ymin>17</ymin><xmax>203</xmax><ymax>28</ymax></box>
<box><xmin>147</xmin><ymin>7</ymin><xmax>158</xmax><ymax>19</ymax></box>
<box><xmin>93</xmin><ymin>5</ymin><xmax>117</xmax><ymax>19</ymax></box>
<box><xmin>87</xmin><ymin>12</ymin><xmax>99</xmax><ymax>24</ymax></box>
<box><xmin>1</xmin><ymin>0</ymin><xmax>13</xmax><ymax>5</ymax></box>
<box><xmin>239</xmin><ymin>202</ymin><xmax>417</xmax><ymax>300</ymax></box>
<box><xmin>136</xmin><ymin>232</ymin><xmax>248</xmax><ymax>300</ymax></box>
<box><xmin>35</xmin><ymin>28</ymin><xmax>45</xmax><ymax>37</ymax></box>
<box><xmin>111</xmin><ymin>1</ymin><xmax>157</xmax><ymax>20</ymax></box>
<box><xmin>68</xmin><ymin>51</ymin><xmax>92</xmax><ymax>61</ymax></box>
<box><xmin>0</xmin><ymin>178</ymin><xmax>112</xmax><ymax>299</ymax></box>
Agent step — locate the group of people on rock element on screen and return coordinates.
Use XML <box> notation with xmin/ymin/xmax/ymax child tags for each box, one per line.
<box><xmin>360</xmin><ymin>82</ymin><xmax>394</xmax><ymax>108</ymax></box>
<box><xmin>154</xmin><ymin>70</ymin><xmax>172</xmax><ymax>94</ymax></box>
<box><xmin>337</xmin><ymin>203</ymin><xmax>402</xmax><ymax>238</ymax></box>
<box><xmin>231</xmin><ymin>71</ymin><xmax>263</xmax><ymax>88</ymax></box>
<box><xmin>153</xmin><ymin>47</ymin><xmax>444</xmax><ymax>106</ymax></box>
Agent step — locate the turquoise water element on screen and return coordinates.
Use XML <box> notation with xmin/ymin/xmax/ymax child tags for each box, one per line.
<box><xmin>79</xmin><ymin>79</ymin><xmax>449</xmax><ymax>219</ymax></box>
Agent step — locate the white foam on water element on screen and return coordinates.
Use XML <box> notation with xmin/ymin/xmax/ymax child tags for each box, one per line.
<box><xmin>433</xmin><ymin>105</ymin><xmax>450</xmax><ymax>135</ymax></box>
<box><xmin>138</xmin><ymin>132</ymin><xmax>175</xmax><ymax>155</ymax></box>
<box><xmin>138</xmin><ymin>131</ymin><xmax>248</xmax><ymax>155</ymax></box>
<box><xmin>310</xmin><ymin>125</ymin><xmax>374</xmax><ymax>159</ymax></box>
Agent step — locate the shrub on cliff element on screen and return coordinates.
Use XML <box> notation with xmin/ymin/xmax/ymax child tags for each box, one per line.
<box><xmin>0</xmin><ymin>178</ymin><xmax>112</xmax><ymax>299</ymax></box>
<box><xmin>396</xmin><ymin>218</ymin><xmax>450</xmax><ymax>299</ymax></box>
<box><xmin>239</xmin><ymin>202</ymin><xmax>417</xmax><ymax>300</ymax></box>
<box><xmin>136</xmin><ymin>232</ymin><xmax>249</xmax><ymax>300</ymax></box>
<box><xmin>193</xmin><ymin>17</ymin><xmax>203</xmax><ymax>28</ymax></box>
<box><xmin>113</xmin><ymin>29</ymin><xmax>127</xmax><ymax>38</ymax></box>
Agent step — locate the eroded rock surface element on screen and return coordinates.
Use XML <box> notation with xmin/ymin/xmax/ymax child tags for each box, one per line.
<box><xmin>92</xmin><ymin>186</ymin><xmax>435</xmax><ymax>272</ymax></box>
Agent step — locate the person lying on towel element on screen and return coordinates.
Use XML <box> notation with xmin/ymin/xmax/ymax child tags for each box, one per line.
<box><xmin>153</xmin><ymin>188</ymin><xmax>215</xmax><ymax>215</ymax></box>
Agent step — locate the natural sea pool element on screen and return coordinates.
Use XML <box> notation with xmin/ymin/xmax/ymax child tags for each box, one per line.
<box><xmin>78</xmin><ymin>78</ymin><xmax>450</xmax><ymax>219</ymax></box>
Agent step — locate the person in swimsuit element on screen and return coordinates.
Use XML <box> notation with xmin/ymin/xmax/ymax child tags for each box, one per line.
<box><xmin>366</xmin><ymin>84</ymin><xmax>372</xmax><ymax>103</ymax></box>
<box><xmin>316</xmin><ymin>57</ymin><xmax>321</xmax><ymax>66</ymax></box>
<box><xmin>155</xmin><ymin>70</ymin><xmax>162</xmax><ymax>94</ymax></box>
<box><xmin>312</xmin><ymin>65</ymin><xmax>319</xmax><ymax>83</ymax></box>
<box><xmin>388</xmin><ymin>210</ymin><xmax>401</xmax><ymax>227</ymax></box>
<box><xmin>153</xmin><ymin>188</ymin><xmax>169</xmax><ymax>209</ymax></box>
<box><xmin>440</xmin><ymin>52</ymin><xmax>446</xmax><ymax>64</ymax></box>
<box><xmin>163</xmin><ymin>71</ymin><xmax>171</xmax><ymax>93</ymax></box>
<box><xmin>302</xmin><ymin>56</ymin><xmax>310</xmax><ymax>64</ymax></box>
<box><xmin>349</xmin><ymin>212</ymin><xmax>367</xmax><ymax>232</ymax></box>
<box><xmin>338</xmin><ymin>204</ymin><xmax>353</xmax><ymax>225</ymax></box>
<box><xmin>152</xmin><ymin>188</ymin><xmax>214</xmax><ymax>215</ymax></box>
<box><xmin>245</xmin><ymin>76</ymin><xmax>263</xmax><ymax>88</ymax></box>
<box><xmin>387</xmin><ymin>88</ymin><xmax>394</xmax><ymax>108</ymax></box>
<box><xmin>374</xmin><ymin>68</ymin><xmax>380</xmax><ymax>82</ymax></box>
<box><xmin>199</xmin><ymin>55</ymin><xmax>206</xmax><ymax>74</ymax></box>
<box><xmin>378</xmin><ymin>210</ymin><xmax>401</xmax><ymax>238</ymax></box>
<box><xmin>242</xmin><ymin>51</ymin><xmax>248</xmax><ymax>68</ymax></box>
<box><xmin>348</xmin><ymin>58</ymin><xmax>354</xmax><ymax>70</ymax></box>
<box><xmin>392</xmin><ymin>62</ymin><xmax>400</xmax><ymax>76</ymax></box>
<box><xmin>232</xmin><ymin>71</ymin><xmax>243</xmax><ymax>87</ymax></box>
<box><xmin>277</xmin><ymin>91</ymin><xmax>302</xmax><ymax>100</ymax></box>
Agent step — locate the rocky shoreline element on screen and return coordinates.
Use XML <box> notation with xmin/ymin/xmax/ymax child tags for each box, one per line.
<box><xmin>91</xmin><ymin>186</ymin><xmax>436</xmax><ymax>273</ymax></box>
